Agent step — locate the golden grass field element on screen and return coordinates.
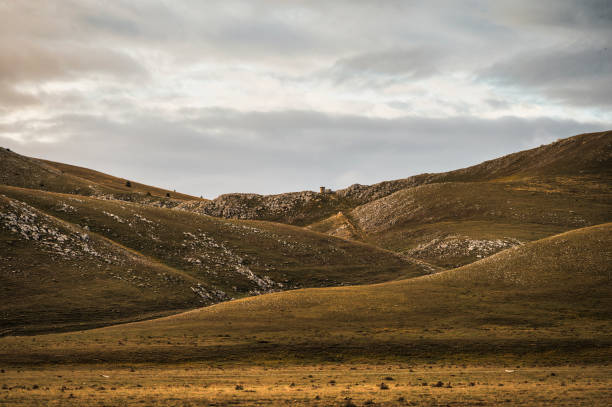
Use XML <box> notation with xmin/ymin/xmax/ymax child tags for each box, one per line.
<box><xmin>1</xmin><ymin>224</ymin><xmax>610</xmax><ymax>405</ymax></box>
<box><xmin>1</xmin><ymin>364</ymin><xmax>610</xmax><ymax>406</ymax></box>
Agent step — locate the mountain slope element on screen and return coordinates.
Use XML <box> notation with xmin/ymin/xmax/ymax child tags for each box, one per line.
<box><xmin>181</xmin><ymin>131</ymin><xmax>611</xmax><ymax>226</ymax></box>
<box><xmin>0</xmin><ymin>147</ymin><xmax>201</xmax><ymax>204</ymax></box>
<box><xmin>0</xmin><ymin>194</ymin><xmax>204</xmax><ymax>335</ymax></box>
<box><xmin>308</xmin><ymin>131</ymin><xmax>612</xmax><ymax>267</ymax></box>
<box><xmin>0</xmin><ymin>185</ymin><xmax>432</xmax><ymax>334</ymax></box>
<box><xmin>2</xmin><ymin>223</ymin><xmax>609</xmax><ymax>365</ymax></box>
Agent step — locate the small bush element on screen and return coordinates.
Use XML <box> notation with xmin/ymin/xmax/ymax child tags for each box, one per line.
<box><xmin>235</xmin><ymin>384</ymin><xmax>244</xmax><ymax>390</ymax></box>
<box><xmin>125</xmin><ymin>181</ymin><xmax>132</xmax><ymax>187</ymax></box>
<box><xmin>380</xmin><ymin>382</ymin><xmax>389</xmax><ymax>390</ymax></box>
<box><xmin>344</xmin><ymin>398</ymin><xmax>357</xmax><ymax>407</ymax></box>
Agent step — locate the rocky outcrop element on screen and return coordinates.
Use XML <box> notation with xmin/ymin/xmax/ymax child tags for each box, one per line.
<box><xmin>406</xmin><ymin>236</ymin><xmax>524</xmax><ymax>268</ymax></box>
<box><xmin>177</xmin><ymin>190</ymin><xmax>346</xmax><ymax>225</ymax></box>
<box><xmin>175</xmin><ymin>175</ymin><xmax>437</xmax><ymax>226</ymax></box>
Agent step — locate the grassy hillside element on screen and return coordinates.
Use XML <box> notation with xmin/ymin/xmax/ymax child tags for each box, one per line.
<box><xmin>0</xmin><ymin>185</ymin><xmax>431</xmax><ymax>335</ymax></box>
<box><xmin>2</xmin><ymin>223</ymin><xmax>609</xmax><ymax>366</ymax></box>
<box><xmin>0</xmin><ymin>147</ymin><xmax>201</xmax><ymax>203</ymax></box>
<box><xmin>183</xmin><ymin>131</ymin><xmax>611</xmax><ymax>227</ymax></box>
<box><xmin>308</xmin><ymin>132</ymin><xmax>612</xmax><ymax>267</ymax></box>
<box><xmin>0</xmin><ymin>194</ymin><xmax>203</xmax><ymax>335</ymax></box>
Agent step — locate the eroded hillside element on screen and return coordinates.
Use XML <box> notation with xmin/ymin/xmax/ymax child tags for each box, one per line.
<box><xmin>1</xmin><ymin>130</ymin><xmax>610</xmax><ymax>334</ymax></box>
<box><xmin>2</xmin><ymin>223</ymin><xmax>609</xmax><ymax>365</ymax></box>
<box><xmin>308</xmin><ymin>132</ymin><xmax>612</xmax><ymax>267</ymax></box>
<box><xmin>0</xmin><ymin>185</ymin><xmax>431</xmax><ymax>334</ymax></box>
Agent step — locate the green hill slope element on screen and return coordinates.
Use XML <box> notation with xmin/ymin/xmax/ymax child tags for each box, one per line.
<box><xmin>0</xmin><ymin>185</ymin><xmax>431</xmax><ymax>334</ymax></box>
<box><xmin>2</xmin><ymin>223</ymin><xmax>609</xmax><ymax>365</ymax></box>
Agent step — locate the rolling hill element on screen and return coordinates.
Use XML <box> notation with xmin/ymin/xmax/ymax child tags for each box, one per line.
<box><xmin>1</xmin><ymin>130</ymin><xmax>610</xmax><ymax>336</ymax></box>
<box><xmin>178</xmin><ymin>131</ymin><xmax>611</xmax><ymax>226</ymax></box>
<box><xmin>308</xmin><ymin>131</ymin><xmax>612</xmax><ymax>267</ymax></box>
<box><xmin>1</xmin><ymin>223</ymin><xmax>609</xmax><ymax>365</ymax></box>
<box><xmin>0</xmin><ymin>147</ymin><xmax>201</xmax><ymax>204</ymax></box>
<box><xmin>0</xmin><ymin>185</ymin><xmax>431</xmax><ymax>335</ymax></box>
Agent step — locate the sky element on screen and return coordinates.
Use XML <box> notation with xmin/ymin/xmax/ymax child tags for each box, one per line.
<box><xmin>1</xmin><ymin>1</ymin><xmax>611</xmax><ymax>198</ymax></box>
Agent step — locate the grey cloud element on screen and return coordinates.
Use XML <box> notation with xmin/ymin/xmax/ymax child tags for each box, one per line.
<box><xmin>2</xmin><ymin>109</ymin><xmax>607</xmax><ymax>197</ymax></box>
<box><xmin>0</xmin><ymin>42</ymin><xmax>146</xmax><ymax>83</ymax></box>
<box><xmin>1</xmin><ymin>0</ymin><xmax>611</xmax><ymax>197</ymax></box>
<box><xmin>480</xmin><ymin>47</ymin><xmax>612</xmax><ymax>107</ymax></box>
<box><xmin>0</xmin><ymin>85</ymin><xmax>40</xmax><ymax>109</ymax></box>
<box><xmin>492</xmin><ymin>0</ymin><xmax>612</xmax><ymax>30</ymax></box>
<box><xmin>0</xmin><ymin>37</ymin><xmax>147</xmax><ymax>109</ymax></box>
<box><xmin>325</xmin><ymin>48</ymin><xmax>441</xmax><ymax>87</ymax></box>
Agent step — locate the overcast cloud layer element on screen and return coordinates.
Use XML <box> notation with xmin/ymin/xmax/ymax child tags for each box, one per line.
<box><xmin>1</xmin><ymin>0</ymin><xmax>610</xmax><ymax>197</ymax></box>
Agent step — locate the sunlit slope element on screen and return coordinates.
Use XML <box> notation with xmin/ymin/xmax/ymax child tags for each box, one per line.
<box><xmin>189</xmin><ymin>131</ymin><xmax>611</xmax><ymax>226</ymax></box>
<box><xmin>0</xmin><ymin>195</ymin><xmax>203</xmax><ymax>335</ymax></box>
<box><xmin>0</xmin><ymin>147</ymin><xmax>201</xmax><ymax>202</ymax></box>
<box><xmin>351</xmin><ymin>177</ymin><xmax>611</xmax><ymax>267</ymax></box>
<box><xmin>3</xmin><ymin>223</ymin><xmax>609</xmax><ymax>364</ymax></box>
<box><xmin>38</xmin><ymin>159</ymin><xmax>199</xmax><ymax>201</ymax></box>
<box><xmin>434</xmin><ymin>130</ymin><xmax>612</xmax><ymax>182</ymax></box>
<box><xmin>0</xmin><ymin>186</ymin><xmax>431</xmax><ymax>334</ymax></box>
<box><xmin>309</xmin><ymin>131</ymin><xmax>612</xmax><ymax>268</ymax></box>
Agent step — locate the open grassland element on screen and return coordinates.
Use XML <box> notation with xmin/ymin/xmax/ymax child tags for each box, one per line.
<box><xmin>1</xmin><ymin>131</ymin><xmax>610</xmax><ymax>406</ymax></box>
<box><xmin>0</xmin><ymin>364</ymin><xmax>610</xmax><ymax>406</ymax></box>
<box><xmin>2</xmin><ymin>224</ymin><xmax>609</xmax><ymax>367</ymax></box>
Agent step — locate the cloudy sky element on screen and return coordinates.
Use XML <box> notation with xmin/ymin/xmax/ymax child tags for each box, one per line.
<box><xmin>1</xmin><ymin>1</ymin><xmax>610</xmax><ymax>198</ymax></box>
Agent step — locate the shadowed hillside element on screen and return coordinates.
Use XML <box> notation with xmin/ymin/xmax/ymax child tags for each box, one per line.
<box><xmin>1</xmin><ymin>223</ymin><xmax>609</xmax><ymax>365</ymax></box>
<box><xmin>0</xmin><ymin>194</ymin><xmax>203</xmax><ymax>335</ymax></box>
<box><xmin>0</xmin><ymin>185</ymin><xmax>431</xmax><ymax>335</ymax></box>
<box><xmin>1</xmin><ymin>130</ymin><xmax>610</xmax><ymax>336</ymax></box>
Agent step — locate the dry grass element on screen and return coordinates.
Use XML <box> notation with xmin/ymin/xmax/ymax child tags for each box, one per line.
<box><xmin>1</xmin><ymin>223</ymin><xmax>609</xmax><ymax>367</ymax></box>
<box><xmin>0</xmin><ymin>185</ymin><xmax>430</xmax><ymax>335</ymax></box>
<box><xmin>0</xmin><ymin>364</ymin><xmax>610</xmax><ymax>406</ymax></box>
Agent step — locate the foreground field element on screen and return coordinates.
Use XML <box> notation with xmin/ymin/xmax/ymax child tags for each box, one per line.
<box><xmin>1</xmin><ymin>364</ymin><xmax>610</xmax><ymax>406</ymax></box>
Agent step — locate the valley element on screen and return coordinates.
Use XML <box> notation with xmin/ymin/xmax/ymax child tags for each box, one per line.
<box><xmin>0</xmin><ymin>131</ymin><xmax>611</xmax><ymax>406</ymax></box>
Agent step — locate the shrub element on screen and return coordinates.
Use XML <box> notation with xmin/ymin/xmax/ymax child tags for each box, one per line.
<box><xmin>344</xmin><ymin>398</ymin><xmax>357</xmax><ymax>407</ymax></box>
<box><xmin>380</xmin><ymin>382</ymin><xmax>389</xmax><ymax>390</ymax></box>
<box><xmin>125</xmin><ymin>181</ymin><xmax>132</xmax><ymax>187</ymax></box>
